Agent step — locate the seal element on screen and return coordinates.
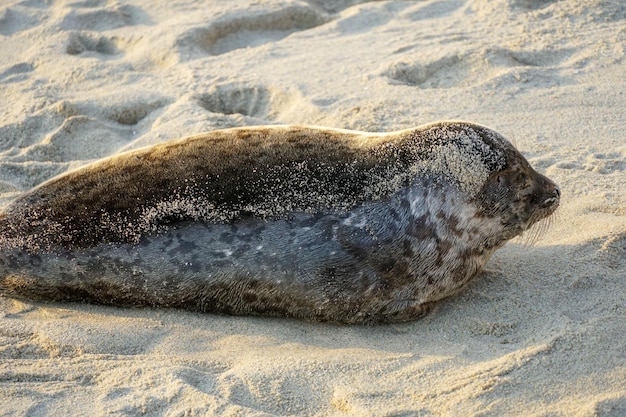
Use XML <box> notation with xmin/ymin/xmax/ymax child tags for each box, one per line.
<box><xmin>0</xmin><ymin>121</ymin><xmax>560</xmax><ymax>324</ymax></box>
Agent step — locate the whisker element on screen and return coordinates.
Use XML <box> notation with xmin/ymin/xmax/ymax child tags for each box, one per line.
<box><xmin>519</xmin><ymin>212</ymin><xmax>557</xmax><ymax>246</ymax></box>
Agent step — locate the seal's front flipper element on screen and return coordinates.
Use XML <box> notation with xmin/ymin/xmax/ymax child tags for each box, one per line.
<box><xmin>378</xmin><ymin>300</ymin><xmax>435</xmax><ymax>323</ymax></box>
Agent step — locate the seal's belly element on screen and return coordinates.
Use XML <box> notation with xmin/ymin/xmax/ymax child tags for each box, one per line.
<box><xmin>1</xmin><ymin>212</ymin><xmax>383</xmax><ymax>318</ymax></box>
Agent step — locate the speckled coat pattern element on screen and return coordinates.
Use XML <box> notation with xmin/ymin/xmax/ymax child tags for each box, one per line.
<box><xmin>0</xmin><ymin>122</ymin><xmax>560</xmax><ymax>323</ymax></box>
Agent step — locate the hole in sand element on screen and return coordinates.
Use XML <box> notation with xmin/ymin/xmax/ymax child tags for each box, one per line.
<box><xmin>66</xmin><ymin>32</ymin><xmax>120</xmax><ymax>55</ymax></box>
<box><xmin>196</xmin><ymin>84</ymin><xmax>285</xmax><ymax>119</ymax></box>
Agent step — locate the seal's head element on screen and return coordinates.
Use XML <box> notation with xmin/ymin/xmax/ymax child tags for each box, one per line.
<box><xmin>465</xmin><ymin>124</ymin><xmax>561</xmax><ymax>243</ymax></box>
<box><xmin>403</xmin><ymin>122</ymin><xmax>560</xmax><ymax>248</ymax></box>
<box><xmin>477</xmin><ymin>153</ymin><xmax>560</xmax><ymax>241</ymax></box>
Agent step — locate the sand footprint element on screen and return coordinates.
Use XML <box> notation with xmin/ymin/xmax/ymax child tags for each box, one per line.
<box><xmin>9</xmin><ymin>97</ymin><xmax>165</xmax><ymax>164</ymax></box>
<box><xmin>0</xmin><ymin>62</ymin><xmax>34</xmax><ymax>83</ymax></box>
<box><xmin>0</xmin><ymin>6</ymin><xmax>41</xmax><ymax>36</ymax></box>
<box><xmin>598</xmin><ymin>233</ymin><xmax>626</xmax><ymax>270</ymax></box>
<box><xmin>176</xmin><ymin>4</ymin><xmax>330</xmax><ymax>57</ymax></box>
<box><xmin>98</xmin><ymin>98</ymin><xmax>167</xmax><ymax>126</ymax></box>
<box><xmin>303</xmin><ymin>0</ymin><xmax>384</xmax><ymax>14</ymax></box>
<box><xmin>65</xmin><ymin>31</ymin><xmax>121</xmax><ymax>56</ymax></box>
<box><xmin>553</xmin><ymin>160</ymin><xmax>581</xmax><ymax>170</ymax></box>
<box><xmin>195</xmin><ymin>82</ymin><xmax>319</xmax><ymax>124</ymax></box>
<box><xmin>384</xmin><ymin>54</ymin><xmax>464</xmax><ymax>88</ymax></box>
<box><xmin>15</xmin><ymin>117</ymin><xmax>132</xmax><ymax>163</ymax></box>
<box><xmin>554</xmin><ymin>151</ymin><xmax>626</xmax><ymax>174</ymax></box>
<box><xmin>59</xmin><ymin>2</ymin><xmax>151</xmax><ymax>31</ymax></box>
<box><xmin>0</xmin><ymin>103</ymin><xmax>77</xmax><ymax>154</ymax></box>
<box><xmin>582</xmin><ymin>152</ymin><xmax>625</xmax><ymax>174</ymax></box>
<box><xmin>196</xmin><ymin>83</ymin><xmax>284</xmax><ymax>119</ymax></box>
<box><xmin>384</xmin><ymin>46</ymin><xmax>576</xmax><ymax>89</ymax></box>
<box><xmin>403</xmin><ymin>0</ymin><xmax>465</xmax><ymax>20</ymax></box>
<box><xmin>329</xmin><ymin>1</ymin><xmax>414</xmax><ymax>34</ymax></box>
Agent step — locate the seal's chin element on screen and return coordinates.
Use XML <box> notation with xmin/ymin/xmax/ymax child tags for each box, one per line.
<box><xmin>499</xmin><ymin>181</ymin><xmax>561</xmax><ymax>244</ymax></box>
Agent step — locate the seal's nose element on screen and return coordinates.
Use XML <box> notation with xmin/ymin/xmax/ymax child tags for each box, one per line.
<box><xmin>536</xmin><ymin>175</ymin><xmax>560</xmax><ymax>209</ymax></box>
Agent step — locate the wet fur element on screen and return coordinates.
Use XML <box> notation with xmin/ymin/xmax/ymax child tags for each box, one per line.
<box><xmin>0</xmin><ymin>122</ymin><xmax>560</xmax><ymax>323</ymax></box>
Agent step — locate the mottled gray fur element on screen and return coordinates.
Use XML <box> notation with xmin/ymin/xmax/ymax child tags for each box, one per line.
<box><xmin>0</xmin><ymin>122</ymin><xmax>560</xmax><ymax>323</ymax></box>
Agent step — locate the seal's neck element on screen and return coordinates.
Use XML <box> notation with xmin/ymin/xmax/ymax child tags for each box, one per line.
<box><xmin>408</xmin><ymin>186</ymin><xmax>507</xmax><ymax>256</ymax></box>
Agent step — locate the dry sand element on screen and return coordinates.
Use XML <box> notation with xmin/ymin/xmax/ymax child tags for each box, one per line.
<box><xmin>0</xmin><ymin>0</ymin><xmax>625</xmax><ymax>415</ymax></box>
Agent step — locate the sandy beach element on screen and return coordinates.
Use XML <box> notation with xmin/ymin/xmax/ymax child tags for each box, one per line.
<box><xmin>1</xmin><ymin>0</ymin><xmax>625</xmax><ymax>415</ymax></box>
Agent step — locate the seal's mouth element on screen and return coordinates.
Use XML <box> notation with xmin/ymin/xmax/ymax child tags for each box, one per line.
<box><xmin>542</xmin><ymin>185</ymin><xmax>561</xmax><ymax>208</ymax></box>
<box><xmin>542</xmin><ymin>195</ymin><xmax>559</xmax><ymax>208</ymax></box>
<box><xmin>529</xmin><ymin>185</ymin><xmax>560</xmax><ymax>224</ymax></box>
<box><xmin>529</xmin><ymin>171</ymin><xmax>560</xmax><ymax>213</ymax></box>
<box><xmin>521</xmin><ymin>184</ymin><xmax>560</xmax><ymax>244</ymax></box>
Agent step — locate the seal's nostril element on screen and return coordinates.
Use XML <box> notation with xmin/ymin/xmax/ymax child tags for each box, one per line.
<box><xmin>554</xmin><ymin>187</ymin><xmax>561</xmax><ymax>198</ymax></box>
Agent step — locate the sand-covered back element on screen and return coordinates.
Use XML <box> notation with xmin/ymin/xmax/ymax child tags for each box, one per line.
<box><xmin>0</xmin><ymin>0</ymin><xmax>624</xmax><ymax>415</ymax></box>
